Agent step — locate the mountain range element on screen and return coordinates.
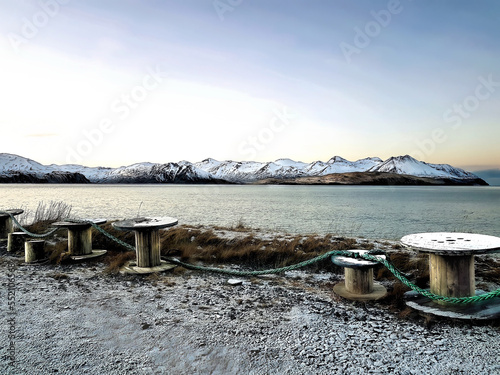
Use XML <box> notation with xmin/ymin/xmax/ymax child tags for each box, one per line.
<box><xmin>0</xmin><ymin>153</ymin><xmax>488</xmax><ymax>185</ymax></box>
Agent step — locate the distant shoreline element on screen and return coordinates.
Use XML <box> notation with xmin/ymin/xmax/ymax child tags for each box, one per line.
<box><xmin>0</xmin><ymin>171</ymin><xmax>489</xmax><ymax>186</ymax></box>
<box><xmin>253</xmin><ymin>172</ymin><xmax>489</xmax><ymax>186</ymax></box>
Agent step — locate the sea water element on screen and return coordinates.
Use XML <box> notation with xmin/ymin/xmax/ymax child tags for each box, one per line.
<box><xmin>1</xmin><ymin>184</ymin><xmax>499</xmax><ymax>240</ymax></box>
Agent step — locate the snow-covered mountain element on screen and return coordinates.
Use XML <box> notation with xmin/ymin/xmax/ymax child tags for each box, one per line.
<box><xmin>0</xmin><ymin>153</ymin><xmax>486</xmax><ymax>185</ymax></box>
<box><xmin>368</xmin><ymin>155</ymin><xmax>479</xmax><ymax>180</ymax></box>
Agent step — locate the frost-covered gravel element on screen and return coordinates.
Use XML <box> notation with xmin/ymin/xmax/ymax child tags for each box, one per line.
<box><xmin>1</xmin><ymin>248</ymin><xmax>499</xmax><ymax>375</ymax></box>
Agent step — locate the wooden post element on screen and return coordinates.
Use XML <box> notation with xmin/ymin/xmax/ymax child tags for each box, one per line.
<box><xmin>345</xmin><ymin>267</ymin><xmax>374</xmax><ymax>294</ymax></box>
<box><xmin>429</xmin><ymin>254</ymin><xmax>475</xmax><ymax>300</ymax></box>
<box><xmin>0</xmin><ymin>209</ymin><xmax>23</xmax><ymax>239</ymax></box>
<box><xmin>7</xmin><ymin>232</ymin><xmax>27</xmax><ymax>252</ymax></box>
<box><xmin>25</xmin><ymin>240</ymin><xmax>45</xmax><ymax>263</ymax></box>
<box><xmin>68</xmin><ymin>227</ymin><xmax>92</xmax><ymax>256</ymax></box>
<box><xmin>135</xmin><ymin>230</ymin><xmax>161</xmax><ymax>268</ymax></box>
<box><xmin>0</xmin><ymin>216</ymin><xmax>13</xmax><ymax>239</ymax></box>
<box><xmin>331</xmin><ymin>250</ymin><xmax>387</xmax><ymax>301</ymax></box>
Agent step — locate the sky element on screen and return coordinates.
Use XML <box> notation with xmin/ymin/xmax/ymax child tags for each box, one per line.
<box><xmin>0</xmin><ymin>0</ymin><xmax>499</xmax><ymax>172</ymax></box>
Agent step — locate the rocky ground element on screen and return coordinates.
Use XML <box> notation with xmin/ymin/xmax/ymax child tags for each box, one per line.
<box><xmin>1</xmin><ymin>238</ymin><xmax>499</xmax><ymax>375</ymax></box>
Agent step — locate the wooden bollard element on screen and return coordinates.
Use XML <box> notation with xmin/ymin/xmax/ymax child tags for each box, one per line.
<box><xmin>0</xmin><ymin>209</ymin><xmax>24</xmax><ymax>239</ymax></box>
<box><xmin>112</xmin><ymin>217</ymin><xmax>178</xmax><ymax>274</ymax></box>
<box><xmin>400</xmin><ymin>232</ymin><xmax>500</xmax><ymax>309</ymax></box>
<box><xmin>68</xmin><ymin>226</ymin><xmax>93</xmax><ymax>256</ymax></box>
<box><xmin>344</xmin><ymin>267</ymin><xmax>374</xmax><ymax>294</ymax></box>
<box><xmin>25</xmin><ymin>240</ymin><xmax>45</xmax><ymax>263</ymax></box>
<box><xmin>429</xmin><ymin>253</ymin><xmax>475</xmax><ymax>302</ymax></box>
<box><xmin>52</xmin><ymin>219</ymin><xmax>108</xmax><ymax>260</ymax></box>
<box><xmin>0</xmin><ymin>216</ymin><xmax>13</xmax><ymax>238</ymax></box>
<box><xmin>7</xmin><ymin>232</ymin><xmax>27</xmax><ymax>252</ymax></box>
<box><xmin>331</xmin><ymin>250</ymin><xmax>387</xmax><ymax>301</ymax></box>
<box><xmin>135</xmin><ymin>230</ymin><xmax>162</xmax><ymax>267</ymax></box>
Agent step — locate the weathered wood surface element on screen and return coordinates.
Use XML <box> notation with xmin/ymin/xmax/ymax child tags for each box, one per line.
<box><xmin>401</xmin><ymin>232</ymin><xmax>500</xmax><ymax>304</ymax></box>
<box><xmin>7</xmin><ymin>231</ymin><xmax>27</xmax><ymax>252</ymax></box>
<box><xmin>52</xmin><ymin>219</ymin><xmax>107</xmax><ymax>257</ymax></box>
<box><xmin>112</xmin><ymin>217</ymin><xmax>178</xmax><ymax>269</ymax></box>
<box><xmin>0</xmin><ymin>216</ymin><xmax>14</xmax><ymax>239</ymax></box>
<box><xmin>112</xmin><ymin>217</ymin><xmax>178</xmax><ymax>231</ymax></box>
<box><xmin>401</xmin><ymin>232</ymin><xmax>500</xmax><ymax>255</ymax></box>
<box><xmin>0</xmin><ymin>209</ymin><xmax>24</xmax><ymax>238</ymax></box>
<box><xmin>331</xmin><ymin>249</ymin><xmax>387</xmax><ymax>300</ymax></box>
<box><xmin>68</xmin><ymin>227</ymin><xmax>92</xmax><ymax>256</ymax></box>
<box><xmin>331</xmin><ymin>249</ymin><xmax>385</xmax><ymax>269</ymax></box>
<box><xmin>345</xmin><ymin>267</ymin><xmax>374</xmax><ymax>294</ymax></box>
<box><xmin>25</xmin><ymin>240</ymin><xmax>45</xmax><ymax>263</ymax></box>
<box><xmin>0</xmin><ymin>209</ymin><xmax>24</xmax><ymax>217</ymax></box>
<box><xmin>120</xmin><ymin>260</ymin><xmax>176</xmax><ymax>275</ymax></box>
<box><xmin>429</xmin><ymin>254</ymin><xmax>475</xmax><ymax>300</ymax></box>
<box><xmin>135</xmin><ymin>230</ymin><xmax>161</xmax><ymax>268</ymax></box>
<box><xmin>52</xmin><ymin>219</ymin><xmax>106</xmax><ymax>230</ymax></box>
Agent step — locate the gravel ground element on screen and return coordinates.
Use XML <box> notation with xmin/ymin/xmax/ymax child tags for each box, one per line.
<box><xmin>1</xmin><ymin>242</ymin><xmax>499</xmax><ymax>375</ymax></box>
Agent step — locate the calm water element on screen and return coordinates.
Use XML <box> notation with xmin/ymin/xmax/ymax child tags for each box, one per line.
<box><xmin>1</xmin><ymin>184</ymin><xmax>499</xmax><ymax>240</ymax></box>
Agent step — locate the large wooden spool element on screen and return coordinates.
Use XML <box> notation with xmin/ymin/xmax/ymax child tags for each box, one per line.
<box><xmin>0</xmin><ymin>209</ymin><xmax>24</xmax><ymax>239</ymax></box>
<box><xmin>112</xmin><ymin>217</ymin><xmax>178</xmax><ymax>274</ymax></box>
<box><xmin>331</xmin><ymin>250</ymin><xmax>387</xmax><ymax>301</ymax></box>
<box><xmin>52</xmin><ymin>219</ymin><xmax>108</xmax><ymax>260</ymax></box>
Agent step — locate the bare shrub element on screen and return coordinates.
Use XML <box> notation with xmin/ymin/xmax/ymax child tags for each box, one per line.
<box><xmin>32</xmin><ymin>200</ymin><xmax>72</xmax><ymax>223</ymax></box>
<box><xmin>16</xmin><ymin>200</ymin><xmax>73</xmax><ymax>230</ymax></box>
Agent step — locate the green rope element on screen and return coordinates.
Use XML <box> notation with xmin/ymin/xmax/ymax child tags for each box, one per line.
<box><xmin>163</xmin><ymin>249</ymin><xmax>355</xmax><ymax>277</ymax></box>
<box><xmin>163</xmin><ymin>251</ymin><xmax>500</xmax><ymax>304</ymax></box>
<box><xmin>0</xmin><ymin>211</ymin><xmax>58</xmax><ymax>238</ymax></box>
<box><xmin>85</xmin><ymin>220</ymin><xmax>499</xmax><ymax>304</ymax></box>
<box><xmin>5</xmin><ymin>213</ymin><xmax>500</xmax><ymax>305</ymax></box>
<box><xmin>89</xmin><ymin>222</ymin><xmax>136</xmax><ymax>251</ymax></box>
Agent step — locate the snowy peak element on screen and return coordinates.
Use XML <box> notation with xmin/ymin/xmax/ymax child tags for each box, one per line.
<box><xmin>0</xmin><ymin>153</ymin><xmax>54</xmax><ymax>176</ymax></box>
<box><xmin>0</xmin><ymin>153</ymin><xmax>484</xmax><ymax>184</ymax></box>
<box><xmin>273</xmin><ymin>158</ymin><xmax>308</xmax><ymax>168</ymax></box>
<box><xmin>328</xmin><ymin>156</ymin><xmax>348</xmax><ymax>164</ymax></box>
<box><xmin>369</xmin><ymin>155</ymin><xmax>478</xmax><ymax>179</ymax></box>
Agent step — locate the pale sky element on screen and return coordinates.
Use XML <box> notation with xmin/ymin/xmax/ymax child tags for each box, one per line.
<box><xmin>1</xmin><ymin>0</ymin><xmax>499</xmax><ymax>171</ymax></box>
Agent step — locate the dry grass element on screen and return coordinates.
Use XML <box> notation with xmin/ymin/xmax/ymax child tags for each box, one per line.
<box><xmin>88</xmin><ymin>223</ymin><xmax>360</xmax><ymax>272</ymax></box>
<box><xmin>156</xmin><ymin>226</ymin><xmax>358</xmax><ymax>271</ymax></box>
<box><xmin>46</xmin><ymin>241</ymin><xmax>70</xmax><ymax>264</ymax></box>
<box><xmin>103</xmin><ymin>251</ymin><xmax>135</xmax><ymax>274</ymax></box>
<box><xmin>376</xmin><ymin>252</ymin><xmax>429</xmax><ymax>288</ymax></box>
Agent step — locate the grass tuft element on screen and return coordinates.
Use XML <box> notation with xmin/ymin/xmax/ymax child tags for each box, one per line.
<box><xmin>46</xmin><ymin>241</ymin><xmax>71</xmax><ymax>264</ymax></box>
<box><xmin>103</xmin><ymin>251</ymin><xmax>135</xmax><ymax>274</ymax></box>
